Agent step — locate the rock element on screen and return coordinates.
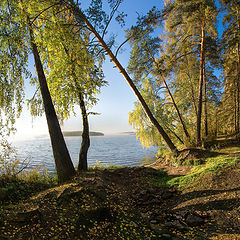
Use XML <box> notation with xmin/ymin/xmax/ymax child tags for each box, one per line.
<box><xmin>150</xmin><ymin>223</ymin><xmax>162</xmax><ymax>232</ymax></box>
<box><xmin>185</xmin><ymin>213</ymin><xmax>205</xmax><ymax>226</ymax></box>
<box><xmin>150</xmin><ymin>219</ymin><xmax>158</xmax><ymax>224</ymax></box>
<box><xmin>140</xmin><ymin>212</ymin><xmax>149</xmax><ymax>219</ymax></box>
<box><xmin>164</xmin><ymin>220</ymin><xmax>186</xmax><ymax>229</ymax></box>
<box><xmin>140</xmin><ymin>190</ymin><xmax>148</xmax><ymax>195</ymax></box>
<box><xmin>177</xmin><ymin>210</ymin><xmax>189</xmax><ymax>218</ymax></box>
<box><xmin>162</xmin><ymin>233</ymin><xmax>172</xmax><ymax>238</ymax></box>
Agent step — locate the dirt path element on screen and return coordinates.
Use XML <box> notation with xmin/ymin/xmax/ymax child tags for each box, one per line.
<box><xmin>149</xmin><ymin>158</ymin><xmax>192</xmax><ymax>176</ymax></box>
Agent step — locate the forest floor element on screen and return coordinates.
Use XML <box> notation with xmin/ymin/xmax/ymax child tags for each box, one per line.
<box><xmin>0</xmin><ymin>141</ymin><xmax>240</xmax><ymax>239</ymax></box>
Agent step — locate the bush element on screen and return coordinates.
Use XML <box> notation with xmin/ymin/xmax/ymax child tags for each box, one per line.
<box><xmin>0</xmin><ymin>139</ymin><xmax>56</xmax><ymax>203</ymax></box>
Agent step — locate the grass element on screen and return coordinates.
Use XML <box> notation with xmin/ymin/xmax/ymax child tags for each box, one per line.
<box><xmin>88</xmin><ymin>160</ymin><xmax>123</xmax><ymax>170</ymax></box>
<box><xmin>0</xmin><ymin>166</ymin><xmax>57</xmax><ymax>203</ymax></box>
<box><xmin>168</xmin><ymin>156</ymin><xmax>240</xmax><ymax>189</ymax></box>
<box><xmin>148</xmin><ymin>169</ymin><xmax>173</xmax><ymax>187</ymax></box>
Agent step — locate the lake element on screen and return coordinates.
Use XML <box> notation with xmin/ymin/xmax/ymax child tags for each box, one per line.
<box><xmin>13</xmin><ymin>135</ymin><xmax>158</xmax><ymax>173</ymax></box>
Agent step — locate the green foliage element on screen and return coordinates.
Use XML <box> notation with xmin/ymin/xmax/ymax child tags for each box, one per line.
<box><xmin>128</xmin><ymin>0</ymin><xmax>222</xmax><ymax>149</ymax></box>
<box><xmin>220</xmin><ymin>0</ymin><xmax>240</xmax><ymax>134</ymax></box>
<box><xmin>168</xmin><ymin>156</ymin><xmax>240</xmax><ymax>188</ymax></box>
<box><xmin>0</xmin><ymin>0</ymin><xmax>30</xmax><ymax>132</ymax></box>
<box><xmin>24</xmin><ymin>1</ymin><xmax>107</xmax><ymax>122</ymax></box>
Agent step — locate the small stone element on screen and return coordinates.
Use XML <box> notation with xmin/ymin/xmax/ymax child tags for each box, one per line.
<box><xmin>140</xmin><ymin>212</ymin><xmax>149</xmax><ymax>219</ymax></box>
<box><xmin>150</xmin><ymin>219</ymin><xmax>158</xmax><ymax>224</ymax></box>
<box><xmin>162</xmin><ymin>234</ymin><xmax>171</xmax><ymax>238</ymax></box>
<box><xmin>165</xmin><ymin>220</ymin><xmax>186</xmax><ymax>229</ymax></box>
<box><xmin>185</xmin><ymin>213</ymin><xmax>204</xmax><ymax>226</ymax></box>
<box><xmin>150</xmin><ymin>223</ymin><xmax>162</xmax><ymax>232</ymax></box>
<box><xmin>178</xmin><ymin>210</ymin><xmax>189</xmax><ymax>218</ymax></box>
<box><xmin>140</xmin><ymin>190</ymin><xmax>147</xmax><ymax>195</ymax></box>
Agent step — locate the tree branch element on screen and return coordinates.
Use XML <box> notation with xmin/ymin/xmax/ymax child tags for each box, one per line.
<box><xmin>102</xmin><ymin>0</ymin><xmax>122</xmax><ymax>39</ymax></box>
<box><xmin>115</xmin><ymin>35</ymin><xmax>132</xmax><ymax>57</ymax></box>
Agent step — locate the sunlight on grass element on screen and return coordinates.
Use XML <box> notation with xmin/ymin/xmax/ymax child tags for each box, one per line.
<box><xmin>168</xmin><ymin>156</ymin><xmax>240</xmax><ymax>188</ymax></box>
<box><xmin>89</xmin><ymin>160</ymin><xmax>123</xmax><ymax>170</ymax></box>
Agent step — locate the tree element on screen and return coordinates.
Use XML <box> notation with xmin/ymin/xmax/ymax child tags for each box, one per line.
<box><xmin>163</xmin><ymin>0</ymin><xmax>219</xmax><ymax>145</ymax></box>
<box><xmin>18</xmin><ymin>1</ymin><xmax>76</xmax><ymax>182</ymax></box>
<box><xmin>65</xmin><ymin>0</ymin><xmax>179</xmax><ymax>155</ymax></box>
<box><xmin>221</xmin><ymin>0</ymin><xmax>240</xmax><ymax>135</ymax></box>
<box><xmin>0</xmin><ymin>0</ymin><xmax>29</xmax><ymax>135</ymax></box>
<box><xmin>27</xmin><ymin>2</ymin><xmax>106</xmax><ymax>170</ymax></box>
<box><xmin>127</xmin><ymin>20</ymin><xmax>191</xmax><ymax>144</ymax></box>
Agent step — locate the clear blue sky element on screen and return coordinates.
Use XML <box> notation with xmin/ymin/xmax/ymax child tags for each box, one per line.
<box><xmin>13</xmin><ymin>0</ymin><xmax>162</xmax><ymax>140</ymax></box>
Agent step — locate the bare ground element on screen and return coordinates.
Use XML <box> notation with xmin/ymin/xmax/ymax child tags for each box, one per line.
<box><xmin>0</xmin><ymin>151</ymin><xmax>240</xmax><ymax>239</ymax></box>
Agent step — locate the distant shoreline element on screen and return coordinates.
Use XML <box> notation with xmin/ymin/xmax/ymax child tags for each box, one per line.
<box><xmin>63</xmin><ymin>131</ymin><xmax>104</xmax><ymax>137</ymax></box>
<box><xmin>120</xmin><ymin>132</ymin><xmax>136</xmax><ymax>135</ymax></box>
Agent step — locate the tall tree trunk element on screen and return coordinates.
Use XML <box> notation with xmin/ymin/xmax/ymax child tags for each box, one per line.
<box><xmin>215</xmin><ymin>109</ymin><xmax>218</xmax><ymax>137</ymax></box>
<box><xmin>68</xmin><ymin>1</ymin><xmax>179</xmax><ymax>155</ymax></box>
<box><xmin>163</xmin><ymin>79</ymin><xmax>190</xmax><ymax>139</ymax></box>
<box><xmin>236</xmin><ymin>86</ymin><xmax>239</xmax><ymax>133</ymax></box>
<box><xmin>236</xmin><ymin>6</ymin><xmax>240</xmax><ymax>135</ymax></box>
<box><xmin>196</xmin><ymin>17</ymin><xmax>205</xmax><ymax>146</ymax></box>
<box><xmin>68</xmin><ymin>53</ymin><xmax>90</xmax><ymax>171</ymax></box>
<box><xmin>203</xmin><ymin>62</ymin><xmax>208</xmax><ymax>138</ymax></box>
<box><xmin>234</xmin><ymin>85</ymin><xmax>237</xmax><ymax>132</ymax></box>
<box><xmin>77</xmin><ymin>91</ymin><xmax>90</xmax><ymax>171</ymax></box>
<box><xmin>27</xmin><ymin>18</ymin><xmax>76</xmax><ymax>183</ymax></box>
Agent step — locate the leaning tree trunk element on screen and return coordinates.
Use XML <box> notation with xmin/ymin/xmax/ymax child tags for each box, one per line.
<box><xmin>67</xmin><ymin>0</ymin><xmax>179</xmax><ymax>155</ymax></box>
<box><xmin>196</xmin><ymin>17</ymin><xmax>205</xmax><ymax>146</ymax></box>
<box><xmin>163</xmin><ymin>79</ymin><xmax>190</xmax><ymax>140</ymax></box>
<box><xmin>27</xmin><ymin>18</ymin><xmax>76</xmax><ymax>183</ymax></box>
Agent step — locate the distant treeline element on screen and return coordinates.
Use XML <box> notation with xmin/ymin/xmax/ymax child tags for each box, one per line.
<box><xmin>63</xmin><ymin>131</ymin><xmax>104</xmax><ymax>137</ymax></box>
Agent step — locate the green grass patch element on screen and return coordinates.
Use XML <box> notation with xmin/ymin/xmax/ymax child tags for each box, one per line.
<box><xmin>168</xmin><ymin>156</ymin><xmax>240</xmax><ymax>189</ymax></box>
<box><xmin>148</xmin><ymin>169</ymin><xmax>173</xmax><ymax>187</ymax></box>
<box><xmin>88</xmin><ymin>160</ymin><xmax>123</xmax><ymax>170</ymax></box>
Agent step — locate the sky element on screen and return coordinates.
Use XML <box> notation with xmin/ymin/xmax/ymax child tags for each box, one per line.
<box><xmin>12</xmin><ymin>0</ymin><xmax>162</xmax><ymax>141</ymax></box>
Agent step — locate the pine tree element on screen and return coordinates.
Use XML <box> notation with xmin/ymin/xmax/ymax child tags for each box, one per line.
<box><xmin>163</xmin><ymin>0</ymin><xmax>219</xmax><ymax>145</ymax></box>
<box><xmin>221</xmin><ymin>0</ymin><xmax>240</xmax><ymax>135</ymax></box>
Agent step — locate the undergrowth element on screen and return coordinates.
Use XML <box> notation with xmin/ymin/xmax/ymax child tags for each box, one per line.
<box><xmin>0</xmin><ymin>140</ymin><xmax>56</xmax><ymax>203</ymax></box>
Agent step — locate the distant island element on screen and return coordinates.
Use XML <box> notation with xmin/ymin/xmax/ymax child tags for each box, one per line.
<box><xmin>63</xmin><ymin>131</ymin><xmax>104</xmax><ymax>137</ymax></box>
<box><xmin>120</xmin><ymin>132</ymin><xmax>136</xmax><ymax>135</ymax></box>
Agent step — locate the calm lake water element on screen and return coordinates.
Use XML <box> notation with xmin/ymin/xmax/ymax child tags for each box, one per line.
<box><xmin>13</xmin><ymin>135</ymin><xmax>158</xmax><ymax>173</ymax></box>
